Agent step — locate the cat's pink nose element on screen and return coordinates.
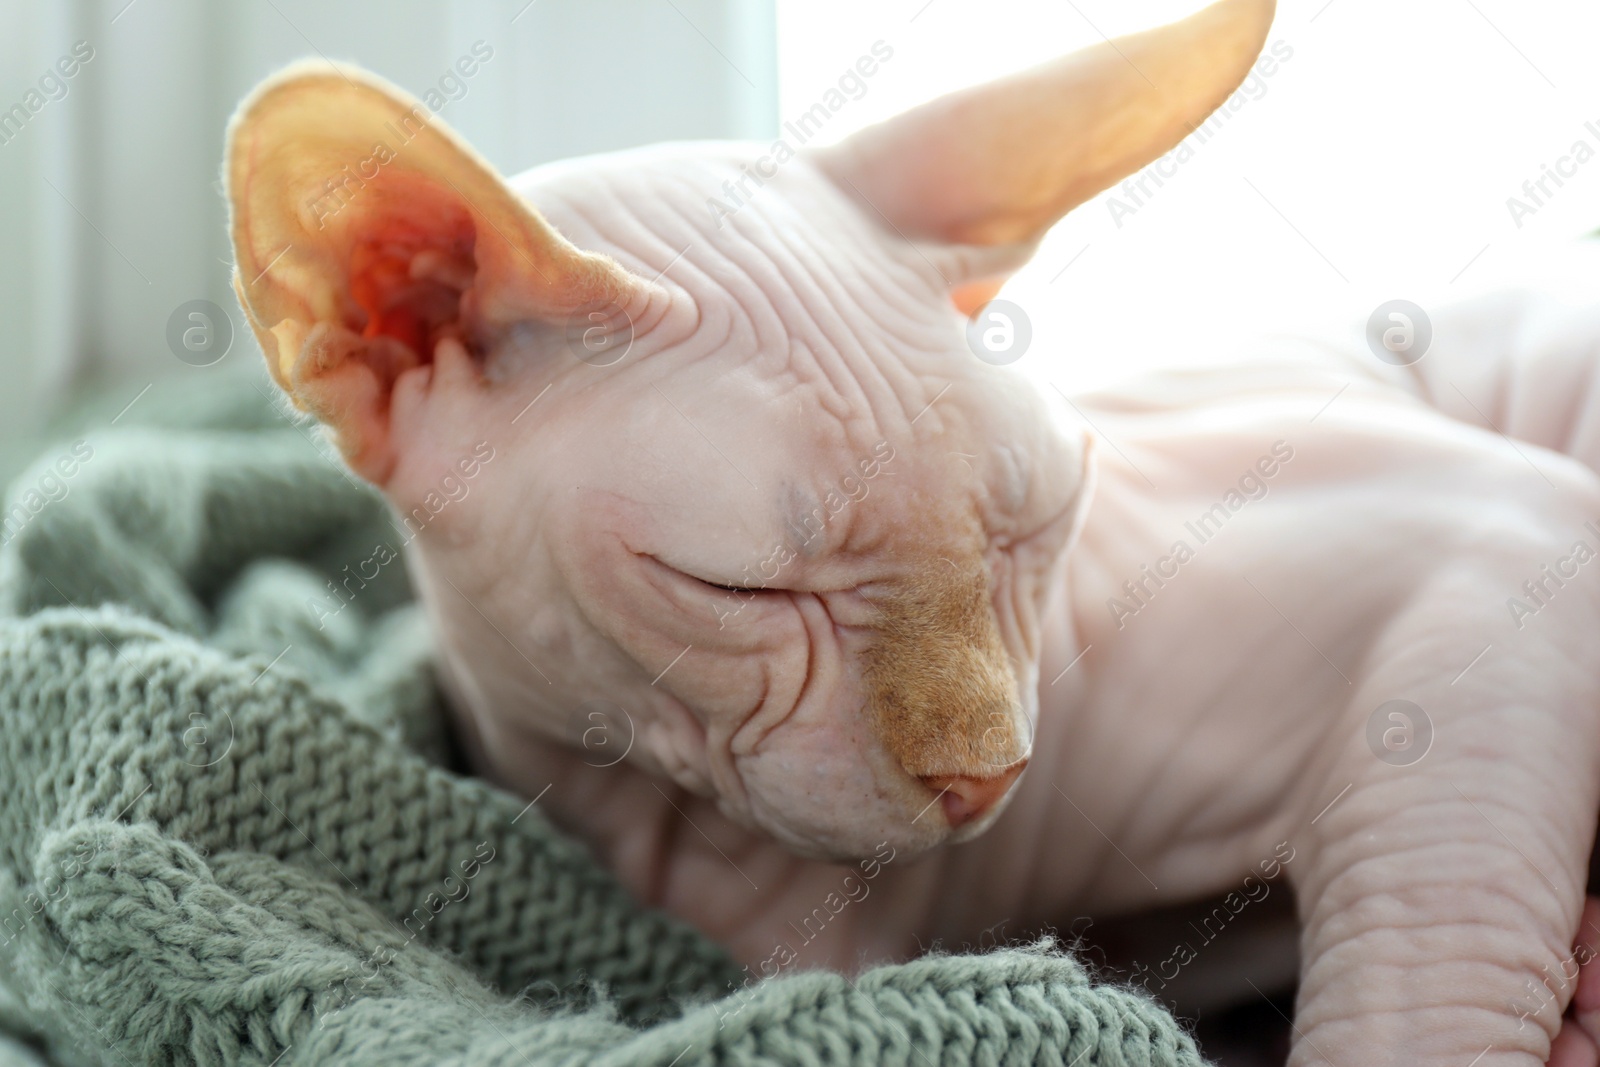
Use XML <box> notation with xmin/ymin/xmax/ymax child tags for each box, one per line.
<box><xmin>922</xmin><ymin>759</ymin><xmax>1028</xmax><ymax>828</ymax></box>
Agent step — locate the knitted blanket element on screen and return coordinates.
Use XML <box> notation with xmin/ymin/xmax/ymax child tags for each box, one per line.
<box><xmin>0</xmin><ymin>376</ymin><xmax>1205</xmax><ymax>1066</ymax></box>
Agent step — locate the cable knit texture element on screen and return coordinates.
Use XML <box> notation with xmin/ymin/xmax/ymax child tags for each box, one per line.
<box><xmin>0</xmin><ymin>383</ymin><xmax>1206</xmax><ymax>1066</ymax></box>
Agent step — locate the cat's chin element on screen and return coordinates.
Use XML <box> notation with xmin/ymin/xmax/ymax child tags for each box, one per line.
<box><xmin>738</xmin><ymin>795</ymin><xmax>1010</xmax><ymax>866</ymax></box>
<box><xmin>735</xmin><ymin>808</ymin><xmax>937</xmax><ymax>865</ymax></box>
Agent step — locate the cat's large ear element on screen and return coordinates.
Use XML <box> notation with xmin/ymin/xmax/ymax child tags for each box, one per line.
<box><xmin>226</xmin><ymin>62</ymin><xmax>659</xmax><ymax>484</ymax></box>
<box><xmin>816</xmin><ymin>0</ymin><xmax>1275</xmax><ymax>256</ymax></box>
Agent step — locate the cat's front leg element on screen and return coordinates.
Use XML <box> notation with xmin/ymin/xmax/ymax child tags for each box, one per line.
<box><xmin>1288</xmin><ymin>537</ymin><xmax>1600</xmax><ymax>1066</ymax></box>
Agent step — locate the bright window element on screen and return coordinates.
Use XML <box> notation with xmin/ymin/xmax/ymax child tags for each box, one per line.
<box><xmin>777</xmin><ymin>0</ymin><xmax>1600</xmax><ymax>390</ymax></box>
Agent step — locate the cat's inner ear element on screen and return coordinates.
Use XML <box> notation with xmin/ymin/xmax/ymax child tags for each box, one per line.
<box><xmin>815</xmin><ymin>0</ymin><xmax>1276</xmax><ymax>307</ymax></box>
<box><xmin>225</xmin><ymin>62</ymin><xmax>659</xmax><ymax>484</ymax></box>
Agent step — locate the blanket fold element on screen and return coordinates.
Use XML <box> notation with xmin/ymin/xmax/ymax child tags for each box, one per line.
<box><xmin>0</xmin><ymin>383</ymin><xmax>1204</xmax><ymax>1066</ymax></box>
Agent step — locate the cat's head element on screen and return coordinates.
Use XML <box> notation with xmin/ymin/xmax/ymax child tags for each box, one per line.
<box><xmin>226</xmin><ymin>0</ymin><xmax>1274</xmax><ymax>861</ymax></box>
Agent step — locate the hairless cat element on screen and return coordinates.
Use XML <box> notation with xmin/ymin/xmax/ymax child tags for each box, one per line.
<box><xmin>225</xmin><ymin>2</ymin><xmax>1600</xmax><ymax>1061</ymax></box>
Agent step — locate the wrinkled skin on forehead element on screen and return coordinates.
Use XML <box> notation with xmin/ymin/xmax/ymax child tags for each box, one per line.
<box><xmin>226</xmin><ymin>2</ymin><xmax>1600</xmax><ymax>1062</ymax></box>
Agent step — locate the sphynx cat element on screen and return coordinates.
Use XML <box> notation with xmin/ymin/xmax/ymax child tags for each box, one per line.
<box><xmin>225</xmin><ymin>1</ymin><xmax>1600</xmax><ymax>1061</ymax></box>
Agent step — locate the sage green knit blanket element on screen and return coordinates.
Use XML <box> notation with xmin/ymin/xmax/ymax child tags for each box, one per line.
<box><xmin>0</xmin><ymin>377</ymin><xmax>1204</xmax><ymax>1066</ymax></box>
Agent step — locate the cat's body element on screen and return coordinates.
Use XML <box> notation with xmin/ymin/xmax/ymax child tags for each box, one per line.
<box><xmin>226</xmin><ymin>2</ymin><xmax>1600</xmax><ymax>1058</ymax></box>
<box><xmin>450</xmin><ymin>294</ymin><xmax>1600</xmax><ymax>1028</ymax></box>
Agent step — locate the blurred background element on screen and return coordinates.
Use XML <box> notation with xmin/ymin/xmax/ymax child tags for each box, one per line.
<box><xmin>3</xmin><ymin>0</ymin><xmax>1600</xmax><ymax>457</ymax></box>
